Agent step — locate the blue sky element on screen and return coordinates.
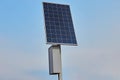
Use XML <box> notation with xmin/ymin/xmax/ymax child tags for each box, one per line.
<box><xmin>0</xmin><ymin>0</ymin><xmax>120</xmax><ymax>80</ymax></box>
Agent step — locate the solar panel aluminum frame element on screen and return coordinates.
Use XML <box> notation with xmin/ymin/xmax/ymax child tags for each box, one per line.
<box><xmin>43</xmin><ymin>2</ymin><xmax>77</xmax><ymax>46</ymax></box>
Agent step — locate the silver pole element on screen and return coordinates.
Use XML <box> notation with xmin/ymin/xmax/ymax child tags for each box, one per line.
<box><xmin>58</xmin><ymin>45</ymin><xmax>62</xmax><ymax>80</ymax></box>
<box><xmin>58</xmin><ymin>73</ymin><xmax>62</xmax><ymax>80</ymax></box>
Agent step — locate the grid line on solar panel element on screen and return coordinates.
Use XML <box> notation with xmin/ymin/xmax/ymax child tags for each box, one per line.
<box><xmin>43</xmin><ymin>2</ymin><xmax>77</xmax><ymax>45</ymax></box>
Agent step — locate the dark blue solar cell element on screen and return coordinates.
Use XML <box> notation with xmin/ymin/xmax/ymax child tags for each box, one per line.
<box><xmin>47</xmin><ymin>38</ymin><xmax>51</xmax><ymax>42</ymax></box>
<box><xmin>43</xmin><ymin>2</ymin><xmax>77</xmax><ymax>45</ymax></box>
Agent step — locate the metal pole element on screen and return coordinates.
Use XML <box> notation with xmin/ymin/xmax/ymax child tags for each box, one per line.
<box><xmin>58</xmin><ymin>45</ymin><xmax>62</xmax><ymax>80</ymax></box>
<box><xmin>58</xmin><ymin>73</ymin><xmax>62</xmax><ymax>80</ymax></box>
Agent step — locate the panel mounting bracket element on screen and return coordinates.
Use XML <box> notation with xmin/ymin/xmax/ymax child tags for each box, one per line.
<box><xmin>48</xmin><ymin>45</ymin><xmax>62</xmax><ymax>80</ymax></box>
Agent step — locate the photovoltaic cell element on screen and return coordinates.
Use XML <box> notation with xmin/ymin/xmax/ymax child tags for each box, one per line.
<box><xmin>43</xmin><ymin>2</ymin><xmax>77</xmax><ymax>45</ymax></box>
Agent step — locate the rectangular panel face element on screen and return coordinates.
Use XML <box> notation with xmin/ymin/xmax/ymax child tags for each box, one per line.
<box><xmin>43</xmin><ymin>2</ymin><xmax>77</xmax><ymax>46</ymax></box>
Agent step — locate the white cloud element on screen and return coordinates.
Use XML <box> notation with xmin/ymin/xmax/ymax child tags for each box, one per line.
<box><xmin>0</xmin><ymin>37</ymin><xmax>48</xmax><ymax>80</ymax></box>
<box><xmin>62</xmin><ymin>47</ymin><xmax>120</xmax><ymax>80</ymax></box>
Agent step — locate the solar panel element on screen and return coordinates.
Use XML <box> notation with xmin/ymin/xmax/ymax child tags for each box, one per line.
<box><xmin>43</xmin><ymin>2</ymin><xmax>77</xmax><ymax>46</ymax></box>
